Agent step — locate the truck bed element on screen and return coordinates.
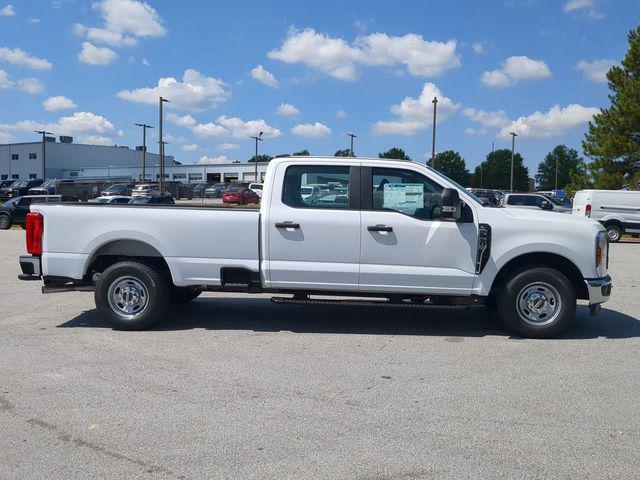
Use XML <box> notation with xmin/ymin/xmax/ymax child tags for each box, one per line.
<box><xmin>31</xmin><ymin>204</ymin><xmax>261</xmax><ymax>286</ymax></box>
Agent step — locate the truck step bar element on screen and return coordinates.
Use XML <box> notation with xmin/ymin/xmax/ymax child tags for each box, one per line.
<box><xmin>270</xmin><ymin>296</ymin><xmax>479</xmax><ymax>309</ymax></box>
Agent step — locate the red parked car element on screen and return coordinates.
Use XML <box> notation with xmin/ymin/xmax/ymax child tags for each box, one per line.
<box><xmin>222</xmin><ymin>187</ymin><xmax>260</xmax><ymax>205</ymax></box>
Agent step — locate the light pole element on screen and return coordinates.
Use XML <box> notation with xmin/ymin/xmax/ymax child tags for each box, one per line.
<box><xmin>431</xmin><ymin>96</ymin><xmax>438</xmax><ymax>168</ymax></box>
<box><xmin>480</xmin><ymin>164</ymin><xmax>484</xmax><ymax>188</ymax></box>
<box><xmin>555</xmin><ymin>155</ymin><xmax>559</xmax><ymax>191</ymax></box>
<box><xmin>34</xmin><ymin>130</ymin><xmax>53</xmax><ymax>179</ymax></box>
<box><xmin>134</xmin><ymin>123</ymin><xmax>153</xmax><ymax>181</ymax></box>
<box><xmin>158</xmin><ymin>96</ymin><xmax>170</xmax><ymax>192</ymax></box>
<box><xmin>250</xmin><ymin>131</ymin><xmax>263</xmax><ymax>182</ymax></box>
<box><xmin>347</xmin><ymin>133</ymin><xmax>357</xmax><ymax>156</ymax></box>
<box><xmin>509</xmin><ymin>132</ymin><xmax>518</xmax><ymax>192</ymax></box>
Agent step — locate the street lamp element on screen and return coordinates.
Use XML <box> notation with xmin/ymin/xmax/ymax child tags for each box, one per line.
<box><xmin>250</xmin><ymin>131</ymin><xmax>263</xmax><ymax>182</ymax></box>
<box><xmin>431</xmin><ymin>96</ymin><xmax>438</xmax><ymax>168</ymax></box>
<box><xmin>134</xmin><ymin>123</ymin><xmax>153</xmax><ymax>181</ymax></box>
<box><xmin>158</xmin><ymin>96</ymin><xmax>170</xmax><ymax>192</ymax></box>
<box><xmin>509</xmin><ymin>132</ymin><xmax>518</xmax><ymax>192</ymax></box>
<box><xmin>347</xmin><ymin>132</ymin><xmax>357</xmax><ymax>156</ymax></box>
<box><xmin>34</xmin><ymin>130</ymin><xmax>53</xmax><ymax>179</ymax></box>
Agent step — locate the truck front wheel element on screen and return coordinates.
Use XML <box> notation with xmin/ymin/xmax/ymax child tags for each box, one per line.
<box><xmin>95</xmin><ymin>261</ymin><xmax>169</xmax><ymax>330</ymax></box>
<box><xmin>496</xmin><ymin>267</ymin><xmax>576</xmax><ymax>338</ymax></box>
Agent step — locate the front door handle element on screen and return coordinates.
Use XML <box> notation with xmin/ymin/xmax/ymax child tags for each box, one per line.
<box><xmin>275</xmin><ymin>221</ymin><xmax>300</xmax><ymax>229</ymax></box>
<box><xmin>367</xmin><ymin>225</ymin><xmax>393</xmax><ymax>233</ymax></box>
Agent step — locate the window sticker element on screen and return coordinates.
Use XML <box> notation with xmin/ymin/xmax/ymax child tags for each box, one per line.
<box><xmin>383</xmin><ymin>183</ymin><xmax>424</xmax><ymax>213</ymax></box>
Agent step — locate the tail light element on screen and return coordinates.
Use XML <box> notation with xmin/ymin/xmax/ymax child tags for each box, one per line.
<box><xmin>26</xmin><ymin>212</ymin><xmax>43</xmax><ymax>255</ymax></box>
<box><xmin>585</xmin><ymin>204</ymin><xmax>592</xmax><ymax>217</ymax></box>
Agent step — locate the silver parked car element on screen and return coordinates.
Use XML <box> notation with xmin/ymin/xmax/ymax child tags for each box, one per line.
<box><xmin>503</xmin><ymin>193</ymin><xmax>572</xmax><ymax>213</ymax></box>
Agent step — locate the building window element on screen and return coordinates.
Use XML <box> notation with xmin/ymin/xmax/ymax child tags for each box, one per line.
<box><xmin>11</xmin><ymin>154</ymin><xmax>19</xmax><ymax>160</ymax></box>
<box><xmin>188</xmin><ymin>173</ymin><xmax>203</xmax><ymax>181</ymax></box>
<box><xmin>29</xmin><ymin>153</ymin><xmax>37</xmax><ymax>159</ymax></box>
<box><xmin>1</xmin><ymin>175</ymin><xmax>7</xmax><ymax>180</ymax></box>
<box><xmin>173</xmin><ymin>173</ymin><xmax>186</xmax><ymax>180</ymax></box>
<box><xmin>29</xmin><ymin>173</ymin><xmax>37</xmax><ymax>179</ymax></box>
<box><xmin>69</xmin><ymin>171</ymin><xmax>79</xmax><ymax>177</ymax></box>
<box><xmin>12</xmin><ymin>174</ymin><xmax>19</xmax><ymax>179</ymax></box>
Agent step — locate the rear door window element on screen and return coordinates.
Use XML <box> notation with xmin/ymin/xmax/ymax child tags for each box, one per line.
<box><xmin>282</xmin><ymin>165</ymin><xmax>351</xmax><ymax>209</ymax></box>
<box><xmin>507</xmin><ymin>195</ymin><xmax>526</xmax><ymax>205</ymax></box>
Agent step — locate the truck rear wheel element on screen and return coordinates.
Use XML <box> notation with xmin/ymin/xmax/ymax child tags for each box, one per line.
<box><xmin>95</xmin><ymin>261</ymin><xmax>169</xmax><ymax>330</ymax></box>
<box><xmin>496</xmin><ymin>267</ymin><xmax>576</xmax><ymax>338</ymax></box>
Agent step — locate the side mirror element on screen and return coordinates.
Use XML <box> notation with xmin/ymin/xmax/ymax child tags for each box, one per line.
<box><xmin>441</xmin><ymin>188</ymin><xmax>462</xmax><ymax>220</ymax></box>
<box><xmin>540</xmin><ymin>200</ymin><xmax>553</xmax><ymax>210</ymax></box>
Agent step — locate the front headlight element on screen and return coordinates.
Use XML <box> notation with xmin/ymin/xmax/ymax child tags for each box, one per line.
<box><xmin>596</xmin><ymin>230</ymin><xmax>608</xmax><ymax>277</ymax></box>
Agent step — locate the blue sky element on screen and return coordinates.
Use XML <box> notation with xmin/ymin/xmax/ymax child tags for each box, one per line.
<box><xmin>0</xmin><ymin>0</ymin><xmax>637</xmax><ymax>174</ymax></box>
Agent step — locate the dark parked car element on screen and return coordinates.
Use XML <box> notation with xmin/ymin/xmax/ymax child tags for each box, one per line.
<box><xmin>0</xmin><ymin>180</ymin><xmax>16</xmax><ymax>189</ymax></box>
<box><xmin>101</xmin><ymin>183</ymin><xmax>135</xmax><ymax>197</ymax></box>
<box><xmin>28</xmin><ymin>179</ymin><xmax>73</xmax><ymax>195</ymax></box>
<box><xmin>204</xmin><ymin>183</ymin><xmax>226</xmax><ymax>198</ymax></box>
<box><xmin>222</xmin><ymin>187</ymin><xmax>260</xmax><ymax>205</ymax></box>
<box><xmin>0</xmin><ymin>179</ymin><xmax>44</xmax><ymax>200</ymax></box>
<box><xmin>128</xmin><ymin>194</ymin><xmax>175</xmax><ymax>205</ymax></box>
<box><xmin>193</xmin><ymin>183</ymin><xmax>212</xmax><ymax>198</ymax></box>
<box><xmin>0</xmin><ymin>195</ymin><xmax>79</xmax><ymax>229</ymax></box>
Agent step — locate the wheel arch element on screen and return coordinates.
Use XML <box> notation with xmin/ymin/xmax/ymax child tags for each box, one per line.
<box><xmin>489</xmin><ymin>252</ymin><xmax>588</xmax><ymax>300</ymax></box>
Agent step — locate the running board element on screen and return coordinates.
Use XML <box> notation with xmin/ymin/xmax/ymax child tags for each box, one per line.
<box><xmin>270</xmin><ymin>296</ymin><xmax>473</xmax><ymax>309</ymax></box>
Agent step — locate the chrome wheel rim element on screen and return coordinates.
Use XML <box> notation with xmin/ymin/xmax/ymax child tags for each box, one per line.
<box><xmin>107</xmin><ymin>276</ymin><xmax>149</xmax><ymax>320</ymax></box>
<box><xmin>607</xmin><ymin>228</ymin><xmax>620</xmax><ymax>242</ymax></box>
<box><xmin>516</xmin><ymin>282</ymin><xmax>562</xmax><ymax>326</ymax></box>
<box><xmin>0</xmin><ymin>215</ymin><xmax>9</xmax><ymax>229</ymax></box>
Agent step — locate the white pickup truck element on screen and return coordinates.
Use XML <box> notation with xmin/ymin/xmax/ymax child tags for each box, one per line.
<box><xmin>19</xmin><ymin>156</ymin><xmax>612</xmax><ymax>338</ymax></box>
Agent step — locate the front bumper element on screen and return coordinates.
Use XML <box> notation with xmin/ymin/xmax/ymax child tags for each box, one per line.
<box><xmin>18</xmin><ymin>255</ymin><xmax>41</xmax><ymax>280</ymax></box>
<box><xmin>584</xmin><ymin>275</ymin><xmax>612</xmax><ymax>305</ymax></box>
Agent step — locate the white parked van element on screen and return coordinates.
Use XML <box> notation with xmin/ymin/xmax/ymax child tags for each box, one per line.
<box><xmin>572</xmin><ymin>189</ymin><xmax>640</xmax><ymax>242</ymax></box>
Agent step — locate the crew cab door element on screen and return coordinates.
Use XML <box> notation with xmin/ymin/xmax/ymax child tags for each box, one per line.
<box><xmin>359</xmin><ymin>165</ymin><xmax>478</xmax><ymax>295</ymax></box>
<box><xmin>265</xmin><ymin>161</ymin><xmax>361</xmax><ymax>291</ymax></box>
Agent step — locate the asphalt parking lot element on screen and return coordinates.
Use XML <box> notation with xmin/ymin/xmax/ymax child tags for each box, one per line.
<box><xmin>1</xmin><ymin>230</ymin><xmax>639</xmax><ymax>479</ymax></box>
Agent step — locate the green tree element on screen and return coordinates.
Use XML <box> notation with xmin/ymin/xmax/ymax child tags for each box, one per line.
<box><xmin>471</xmin><ymin>149</ymin><xmax>529</xmax><ymax>191</ymax></box>
<box><xmin>293</xmin><ymin>149</ymin><xmax>310</xmax><ymax>156</ymax></box>
<box><xmin>248</xmin><ymin>154</ymin><xmax>274</xmax><ymax>163</ymax></box>
<box><xmin>565</xmin><ymin>162</ymin><xmax>593</xmax><ymax>198</ymax></box>
<box><xmin>535</xmin><ymin>145</ymin><xmax>584</xmax><ymax>191</ymax></box>
<box><xmin>432</xmin><ymin>150</ymin><xmax>470</xmax><ymax>185</ymax></box>
<box><xmin>334</xmin><ymin>148</ymin><xmax>354</xmax><ymax>157</ymax></box>
<box><xmin>378</xmin><ymin>147</ymin><xmax>411</xmax><ymax>160</ymax></box>
<box><xmin>582</xmin><ymin>26</ymin><xmax>640</xmax><ymax>190</ymax></box>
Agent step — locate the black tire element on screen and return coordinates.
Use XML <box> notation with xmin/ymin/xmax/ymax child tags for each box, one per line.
<box><xmin>606</xmin><ymin>224</ymin><xmax>623</xmax><ymax>243</ymax></box>
<box><xmin>20</xmin><ymin>224</ymin><xmax>26</xmax><ymax>230</ymax></box>
<box><xmin>170</xmin><ymin>286</ymin><xmax>202</xmax><ymax>303</ymax></box>
<box><xmin>0</xmin><ymin>214</ymin><xmax>11</xmax><ymax>230</ymax></box>
<box><xmin>496</xmin><ymin>267</ymin><xmax>576</xmax><ymax>338</ymax></box>
<box><xmin>95</xmin><ymin>261</ymin><xmax>169</xmax><ymax>330</ymax></box>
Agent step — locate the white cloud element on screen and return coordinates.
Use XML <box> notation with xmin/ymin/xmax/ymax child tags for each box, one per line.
<box><xmin>217</xmin><ymin>142</ymin><xmax>238</xmax><ymax>150</ymax></box>
<box><xmin>564</xmin><ymin>0</ymin><xmax>594</xmax><ymax>12</ymax></box>
<box><xmin>291</xmin><ymin>122</ymin><xmax>331</xmax><ymax>138</ymax></box>
<box><xmin>197</xmin><ymin>155</ymin><xmax>229</xmax><ymax>164</ymax></box>
<box><xmin>0</xmin><ymin>69</ymin><xmax>12</xmax><ymax>89</ymax></box>
<box><xmin>142</xmin><ymin>58</ymin><xmax>149</xmax><ymax>66</ymax></box>
<box><xmin>167</xmin><ymin>113</ymin><xmax>197</xmax><ymax>127</ymax></box>
<box><xmin>29</xmin><ymin>18</ymin><xmax>40</xmax><ymax>25</ymax></box>
<box><xmin>0</xmin><ymin>130</ymin><xmax>14</xmax><ymax>142</ymax></box>
<box><xmin>17</xmin><ymin>77</ymin><xmax>43</xmax><ymax>94</ymax></box>
<box><xmin>268</xmin><ymin>27</ymin><xmax>460</xmax><ymax>81</ymax></box>
<box><xmin>74</xmin><ymin>0</ymin><xmax>165</xmax><ymax>47</ymax></box>
<box><xmin>499</xmin><ymin>104</ymin><xmax>600</xmax><ymax>139</ymax></box>
<box><xmin>216</xmin><ymin>116</ymin><xmax>281</xmax><ymax>139</ymax></box>
<box><xmin>78</xmin><ymin>42</ymin><xmax>117</xmax><ymax>65</ymax></box>
<box><xmin>0</xmin><ymin>4</ymin><xmax>14</xmax><ymax>16</ymax></box>
<box><xmin>472</xmin><ymin>42</ymin><xmax>486</xmax><ymax>55</ymax></box>
<box><xmin>2</xmin><ymin>112</ymin><xmax>118</xmax><ymax>142</ymax></box>
<box><xmin>576</xmin><ymin>59</ymin><xmax>615</xmax><ymax>83</ymax></box>
<box><xmin>0</xmin><ymin>46</ymin><xmax>51</xmax><ymax>70</ymax></box>
<box><xmin>462</xmin><ymin>108</ymin><xmax>510</xmax><ymax>128</ymax></box>
<box><xmin>481</xmin><ymin>56</ymin><xmax>551</xmax><ymax>88</ymax></box>
<box><xmin>372</xmin><ymin>82</ymin><xmax>459</xmax><ymax>135</ymax></box>
<box><xmin>191</xmin><ymin>122</ymin><xmax>228</xmax><ymax>138</ymax></box>
<box><xmin>464</xmin><ymin>127</ymin><xmax>487</xmax><ymax>136</ymax></box>
<box><xmin>251</xmin><ymin>65</ymin><xmax>278</xmax><ymax>88</ymax></box>
<box><xmin>117</xmin><ymin>69</ymin><xmax>230</xmax><ymax>111</ymax></box>
<box><xmin>336</xmin><ymin>109</ymin><xmax>347</xmax><ymax>118</ymax></box>
<box><xmin>182</xmin><ymin>143</ymin><xmax>198</xmax><ymax>152</ymax></box>
<box><xmin>78</xmin><ymin>135</ymin><xmax>115</xmax><ymax>146</ymax></box>
<box><xmin>275</xmin><ymin>102</ymin><xmax>299</xmax><ymax>117</ymax></box>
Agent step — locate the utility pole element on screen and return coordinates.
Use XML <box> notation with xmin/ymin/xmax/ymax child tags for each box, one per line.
<box><xmin>509</xmin><ymin>132</ymin><xmax>518</xmax><ymax>192</ymax></box>
<box><xmin>250</xmin><ymin>132</ymin><xmax>263</xmax><ymax>182</ymax></box>
<box><xmin>347</xmin><ymin>133</ymin><xmax>357</xmax><ymax>156</ymax></box>
<box><xmin>134</xmin><ymin>123</ymin><xmax>153</xmax><ymax>181</ymax></box>
<box><xmin>480</xmin><ymin>164</ymin><xmax>483</xmax><ymax>188</ymax></box>
<box><xmin>555</xmin><ymin>155</ymin><xmax>559</xmax><ymax>191</ymax></box>
<box><xmin>34</xmin><ymin>130</ymin><xmax>53</xmax><ymax>179</ymax></box>
<box><xmin>158</xmin><ymin>96</ymin><xmax>169</xmax><ymax>192</ymax></box>
<box><xmin>431</xmin><ymin>96</ymin><xmax>438</xmax><ymax>168</ymax></box>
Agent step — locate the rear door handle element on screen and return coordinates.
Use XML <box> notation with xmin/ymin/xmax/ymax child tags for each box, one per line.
<box><xmin>367</xmin><ymin>225</ymin><xmax>393</xmax><ymax>233</ymax></box>
<box><xmin>275</xmin><ymin>221</ymin><xmax>300</xmax><ymax>229</ymax></box>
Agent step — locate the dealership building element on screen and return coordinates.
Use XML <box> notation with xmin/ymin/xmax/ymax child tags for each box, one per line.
<box><xmin>0</xmin><ymin>137</ymin><xmax>267</xmax><ymax>184</ymax></box>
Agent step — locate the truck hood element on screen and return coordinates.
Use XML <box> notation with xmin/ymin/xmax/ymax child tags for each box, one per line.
<box><xmin>502</xmin><ymin>207</ymin><xmax>602</xmax><ymax>228</ymax></box>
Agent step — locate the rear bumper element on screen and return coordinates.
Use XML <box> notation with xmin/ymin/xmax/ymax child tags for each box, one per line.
<box><xmin>18</xmin><ymin>255</ymin><xmax>41</xmax><ymax>280</ymax></box>
<box><xmin>584</xmin><ymin>275</ymin><xmax>612</xmax><ymax>305</ymax></box>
